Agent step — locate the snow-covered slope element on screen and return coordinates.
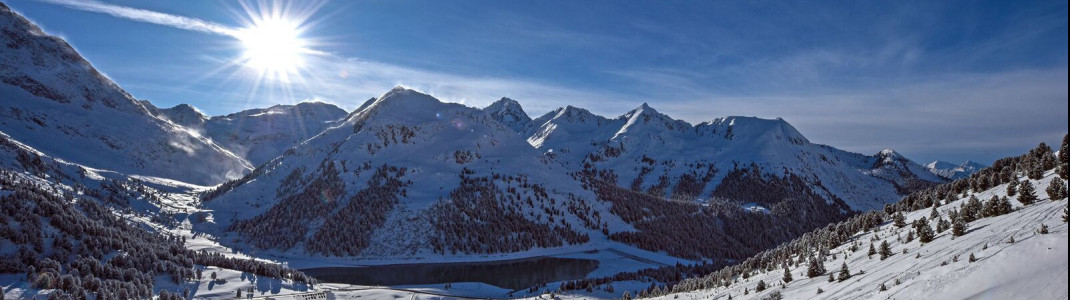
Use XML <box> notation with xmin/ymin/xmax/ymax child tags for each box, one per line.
<box><xmin>523</xmin><ymin>101</ymin><xmax>945</xmax><ymax>211</ymax></box>
<box><xmin>0</xmin><ymin>4</ymin><xmax>251</xmax><ymax>185</ymax></box>
<box><xmin>145</xmin><ymin>102</ymin><xmax>349</xmax><ymax>166</ymax></box>
<box><xmin>927</xmin><ymin>160</ymin><xmax>987</xmax><ymax>180</ymax></box>
<box><xmin>651</xmin><ymin>172</ymin><xmax>1067</xmax><ymax>300</ymax></box>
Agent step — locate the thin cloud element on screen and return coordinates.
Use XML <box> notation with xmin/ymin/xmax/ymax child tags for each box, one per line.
<box><xmin>35</xmin><ymin>0</ymin><xmax>238</xmax><ymax>36</ymax></box>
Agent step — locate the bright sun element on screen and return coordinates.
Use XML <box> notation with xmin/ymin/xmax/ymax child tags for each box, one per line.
<box><xmin>236</xmin><ymin>18</ymin><xmax>308</xmax><ymax>76</ymax></box>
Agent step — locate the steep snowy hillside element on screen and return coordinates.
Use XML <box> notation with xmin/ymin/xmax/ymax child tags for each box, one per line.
<box><xmin>522</xmin><ymin>101</ymin><xmax>943</xmax><ymax>212</ymax></box>
<box><xmin>0</xmin><ymin>4</ymin><xmax>251</xmax><ymax>185</ymax></box>
<box><xmin>927</xmin><ymin>160</ymin><xmax>987</xmax><ymax>180</ymax></box>
<box><xmin>631</xmin><ymin>140</ymin><xmax>1069</xmax><ymax>300</ymax></box>
<box><xmin>146</xmin><ymin>102</ymin><xmax>349</xmax><ymax>165</ymax></box>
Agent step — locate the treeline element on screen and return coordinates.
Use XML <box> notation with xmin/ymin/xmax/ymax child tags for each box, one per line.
<box><xmin>0</xmin><ymin>169</ymin><xmax>312</xmax><ymax>299</ymax></box>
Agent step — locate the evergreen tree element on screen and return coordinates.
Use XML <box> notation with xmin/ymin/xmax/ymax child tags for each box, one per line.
<box><xmin>756</xmin><ymin>280</ymin><xmax>767</xmax><ymax>292</ymax></box>
<box><xmin>998</xmin><ymin>196</ymin><xmax>1013</xmax><ymax>215</ymax></box>
<box><xmin>868</xmin><ymin>243</ymin><xmax>877</xmax><ymax>258</ymax></box>
<box><xmin>1046</xmin><ymin>178</ymin><xmax>1066</xmax><ymax>201</ymax></box>
<box><xmin>1063</xmin><ymin>206</ymin><xmax>1068</xmax><ymax>223</ymax></box>
<box><xmin>952</xmin><ymin>215</ymin><xmax>968</xmax><ymax>237</ymax></box>
<box><xmin>982</xmin><ymin>196</ymin><xmax>1000</xmax><ymax>217</ymax></box>
<box><xmin>964</xmin><ymin>196</ymin><xmax>983</xmax><ymax>222</ymax></box>
<box><xmin>782</xmin><ymin>267</ymin><xmax>793</xmax><ymax>284</ymax></box>
<box><xmin>837</xmin><ymin>263</ymin><xmax>851</xmax><ymax>282</ymax></box>
<box><xmin>930</xmin><ymin>204</ymin><xmax>940</xmax><ymax>220</ymax></box>
<box><xmin>968</xmin><ymin>253</ymin><xmax>977</xmax><ymax>263</ymax></box>
<box><xmin>1018</xmin><ymin>180</ymin><xmax>1038</xmax><ymax>205</ymax></box>
<box><xmin>879</xmin><ymin>240</ymin><xmax>893</xmax><ymax>260</ymax></box>
<box><xmin>1006</xmin><ymin>180</ymin><xmax>1018</xmax><ymax>197</ymax></box>
<box><xmin>879</xmin><ymin>283</ymin><xmax>888</xmax><ymax>292</ymax></box>
<box><xmin>892</xmin><ymin>212</ymin><xmax>907</xmax><ymax>228</ymax></box>
<box><xmin>1038</xmin><ymin>223</ymin><xmax>1049</xmax><ymax>235</ymax></box>
<box><xmin>915</xmin><ymin>218</ymin><xmax>935</xmax><ymax>244</ymax></box>
<box><xmin>806</xmin><ymin>256</ymin><xmax>826</xmax><ymax>278</ymax></box>
<box><xmin>936</xmin><ymin>218</ymin><xmax>950</xmax><ymax>233</ymax></box>
<box><xmin>828</xmin><ymin>273</ymin><xmax>836</xmax><ymax>282</ymax></box>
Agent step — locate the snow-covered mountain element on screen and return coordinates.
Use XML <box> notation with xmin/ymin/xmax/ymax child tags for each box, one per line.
<box><xmin>519</xmin><ymin>101</ymin><xmax>945</xmax><ymax>211</ymax></box>
<box><xmin>200</xmin><ymin>87</ymin><xmax>617</xmax><ymax>259</ymax></box>
<box><xmin>144</xmin><ymin>102</ymin><xmax>349</xmax><ymax>165</ymax></box>
<box><xmin>927</xmin><ymin>160</ymin><xmax>987</xmax><ymax>180</ymax></box>
<box><xmin>0</xmin><ymin>4</ymin><xmax>251</xmax><ymax>185</ymax></box>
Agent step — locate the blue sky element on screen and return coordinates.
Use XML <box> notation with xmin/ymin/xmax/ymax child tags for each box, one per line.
<box><xmin>7</xmin><ymin>0</ymin><xmax>1068</xmax><ymax>164</ymax></box>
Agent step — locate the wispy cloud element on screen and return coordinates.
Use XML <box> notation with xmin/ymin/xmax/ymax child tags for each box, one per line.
<box><xmin>35</xmin><ymin>0</ymin><xmax>238</xmax><ymax>36</ymax></box>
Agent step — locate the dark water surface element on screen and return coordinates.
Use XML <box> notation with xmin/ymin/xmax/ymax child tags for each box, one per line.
<box><xmin>302</xmin><ymin>257</ymin><xmax>599</xmax><ymax>290</ymax></box>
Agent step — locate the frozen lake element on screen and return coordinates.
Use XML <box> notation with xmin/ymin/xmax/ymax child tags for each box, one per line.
<box><xmin>302</xmin><ymin>256</ymin><xmax>599</xmax><ymax>290</ymax></box>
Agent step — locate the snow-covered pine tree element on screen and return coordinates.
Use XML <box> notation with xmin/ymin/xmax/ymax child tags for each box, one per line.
<box><xmin>879</xmin><ymin>240</ymin><xmax>893</xmax><ymax>260</ymax></box>
<box><xmin>1063</xmin><ymin>206</ymin><xmax>1068</xmax><ymax>223</ymax></box>
<box><xmin>756</xmin><ymin>280</ymin><xmax>767</xmax><ymax>292</ymax></box>
<box><xmin>893</xmin><ymin>212</ymin><xmax>907</xmax><ymax>228</ymax></box>
<box><xmin>782</xmin><ymin>267</ymin><xmax>793</xmax><ymax>284</ymax></box>
<box><xmin>806</xmin><ymin>256</ymin><xmax>826</xmax><ymax>278</ymax></box>
<box><xmin>868</xmin><ymin>243</ymin><xmax>876</xmax><ymax>258</ymax></box>
<box><xmin>999</xmin><ymin>196</ymin><xmax>1013</xmax><ymax>215</ymax></box>
<box><xmin>879</xmin><ymin>283</ymin><xmax>888</xmax><ymax>292</ymax></box>
<box><xmin>1046</xmin><ymin>178</ymin><xmax>1066</xmax><ymax>200</ymax></box>
<box><xmin>965</xmin><ymin>195</ymin><xmax>983</xmax><ymax>221</ymax></box>
<box><xmin>1038</xmin><ymin>223</ymin><xmax>1049</xmax><ymax>234</ymax></box>
<box><xmin>915</xmin><ymin>217</ymin><xmax>935</xmax><ymax>243</ymax></box>
<box><xmin>952</xmin><ymin>214</ymin><xmax>968</xmax><ymax>237</ymax></box>
<box><xmin>1007</xmin><ymin>180</ymin><xmax>1019</xmax><ymax>197</ymax></box>
<box><xmin>1019</xmin><ymin>180</ymin><xmax>1038</xmax><ymax>205</ymax></box>
<box><xmin>837</xmin><ymin>263</ymin><xmax>851</xmax><ymax>282</ymax></box>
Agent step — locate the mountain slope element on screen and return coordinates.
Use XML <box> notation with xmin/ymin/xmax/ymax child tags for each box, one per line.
<box><xmin>0</xmin><ymin>4</ymin><xmax>251</xmax><ymax>185</ymax></box>
<box><xmin>524</xmin><ymin>101</ymin><xmax>945</xmax><ymax>212</ymax></box>
<box><xmin>145</xmin><ymin>102</ymin><xmax>349</xmax><ymax>166</ymax></box>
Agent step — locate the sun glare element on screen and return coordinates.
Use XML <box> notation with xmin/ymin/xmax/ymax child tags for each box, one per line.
<box><xmin>236</xmin><ymin>18</ymin><xmax>307</xmax><ymax>76</ymax></box>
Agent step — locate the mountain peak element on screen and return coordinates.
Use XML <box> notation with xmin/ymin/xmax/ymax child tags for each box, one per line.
<box><xmin>373</xmin><ymin>87</ymin><xmax>442</xmax><ymax>108</ymax></box>
<box><xmin>699</xmin><ymin>116</ymin><xmax>809</xmax><ymax>145</ymax></box>
<box><xmin>484</xmin><ymin>97</ymin><xmax>533</xmax><ymax>134</ymax></box>
<box><xmin>879</xmin><ymin>149</ymin><xmax>902</xmax><ymax>158</ymax></box>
